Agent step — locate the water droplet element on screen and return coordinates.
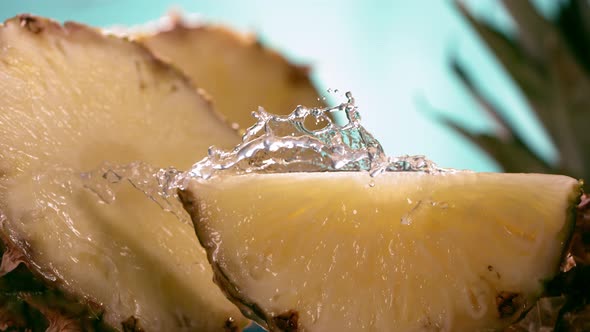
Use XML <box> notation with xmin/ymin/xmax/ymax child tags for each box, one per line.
<box><xmin>81</xmin><ymin>161</ymin><xmax>190</xmax><ymax>225</ymax></box>
<box><xmin>388</xmin><ymin>239</ymin><xmax>395</xmax><ymax>256</ymax></box>
<box><xmin>103</xmin><ymin>169</ymin><xmax>122</xmax><ymax>183</ymax></box>
<box><xmin>400</xmin><ymin>216</ymin><xmax>412</xmax><ymax>226</ymax></box>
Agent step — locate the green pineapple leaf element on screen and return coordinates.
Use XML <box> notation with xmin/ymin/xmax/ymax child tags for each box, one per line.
<box><xmin>556</xmin><ymin>0</ymin><xmax>590</xmax><ymax>74</ymax></box>
<box><xmin>426</xmin><ymin>107</ymin><xmax>552</xmax><ymax>174</ymax></box>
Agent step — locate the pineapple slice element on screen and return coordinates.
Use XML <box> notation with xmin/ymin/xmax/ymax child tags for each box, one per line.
<box><xmin>180</xmin><ymin>171</ymin><xmax>581</xmax><ymax>331</ymax></box>
<box><xmin>139</xmin><ymin>22</ymin><xmax>324</xmax><ymax>130</ymax></box>
<box><xmin>0</xmin><ymin>15</ymin><xmax>247</xmax><ymax>331</ymax></box>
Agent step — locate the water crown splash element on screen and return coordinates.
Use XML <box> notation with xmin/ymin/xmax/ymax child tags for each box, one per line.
<box><xmin>183</xmin><ymin>91</ymin><xmax>442</xmax><ymax>183</ymax></box>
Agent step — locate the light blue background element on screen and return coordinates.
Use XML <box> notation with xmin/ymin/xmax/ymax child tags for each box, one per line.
<box><xmin>0</xmin><ymin>0</ymin><xmax>558</xmax><ymax>172</ymax></box>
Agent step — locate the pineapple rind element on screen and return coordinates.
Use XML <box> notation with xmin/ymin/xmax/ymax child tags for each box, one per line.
<box><xmin>0</xmin><ymin>239</ymin><xmax>117</xmax><ymax>331</ymax></box>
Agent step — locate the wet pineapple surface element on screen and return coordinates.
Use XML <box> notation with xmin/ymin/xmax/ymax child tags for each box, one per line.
<box><xmin>181</xmin><ymin>171</ymin><xmax>580</xmax><ymax>331</ymax></box>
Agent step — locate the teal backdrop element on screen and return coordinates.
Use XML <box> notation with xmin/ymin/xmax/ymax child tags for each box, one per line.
<box><xmin>0</xmin><ymin>0</ymin><xmax>559</xmax><ymax>171</ymax></box>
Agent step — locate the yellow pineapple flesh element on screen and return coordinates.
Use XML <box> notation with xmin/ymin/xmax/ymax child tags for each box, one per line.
<box><xmin>181</xmin><ymin>171</ymin><xmax>580</xmax><ymax>331</ymax></box>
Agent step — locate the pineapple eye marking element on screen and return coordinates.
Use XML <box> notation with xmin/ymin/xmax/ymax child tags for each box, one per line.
<box><xmin>487</xmin><ymin>265</ymin><xmax>501</xmax><ymax>279</ymax></box>
<box><xmin>272</xmin><ymin>309</ymin><xmax>299</xmax><ymax>332</ymax></box>
<box><xmin>495</xmin><ymin>291</ymin><xmax>521</xmax><ymax>318</ymax></box>
<box><xmin>223</xmin><ymin>317</ymin><xmax>239</xmax><ymax>332</ymax></box>
<box><xmin>0</xmin><ymin>245</ymin><xmax>25</xmax><ymax>277</ymax></box>
<box><xmin>121</xmin><ymin>315</ymin><xmax>143</xmax><ymax>332</ymax></box>
<box><xmin>18</xmin><ymin>15</ymin><xmax>43</xmax><ymax>34</ymax></box>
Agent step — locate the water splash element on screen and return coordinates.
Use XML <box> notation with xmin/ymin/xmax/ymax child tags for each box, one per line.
<box><xmin>81</xmin><ymin>161</ymin><xmax>189</xmax><ymax>225</ymax></box>
<box><xmin>81</xmin><ymin>92</ymin><xmax>444</xmax><ymax>221</ymax></box>
<box><xmin>182</xmin><ymin>91</ymin><xmax>443</xmax><ymax>185</ymax></box>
